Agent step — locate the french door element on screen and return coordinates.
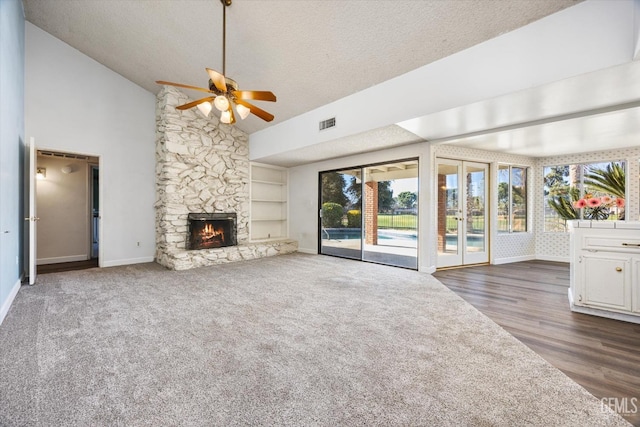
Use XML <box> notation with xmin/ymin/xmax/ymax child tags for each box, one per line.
<box><xmin>436</xmin><ymin>159</ymin><xmax>489</xmax><ymax>268</ymax></box>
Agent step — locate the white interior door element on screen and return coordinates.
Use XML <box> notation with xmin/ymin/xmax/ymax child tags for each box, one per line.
<box><xmin>26</xmin><ymin>137</ymin><xmax>37</xmax><ymax>284</ymax></box>
<box><xmin>436</xmin><ymin>159</ymin><xmax>489</xmax><ymax>268</ymax></box>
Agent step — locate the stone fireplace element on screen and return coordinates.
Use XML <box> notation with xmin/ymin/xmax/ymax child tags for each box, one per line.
<box><xmin>187</xmin><ymin>213</ymin><xmax>237</xmax><ymax>250</ymax></box>
<box><xmin>155</xmin><ymin>86</ymin><xmax>296</xmax><ymax>270</ymax></box>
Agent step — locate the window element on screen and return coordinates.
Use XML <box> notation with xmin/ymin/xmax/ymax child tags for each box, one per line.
<box><xmin>498</xmin><ymin>165</ymin><xmax>527</xmax><ymax>233</ymax></box>
<box><xmin>543</xmin><ymin>161</ymin><xmax>626</xmax><ymax>232</ymax></box>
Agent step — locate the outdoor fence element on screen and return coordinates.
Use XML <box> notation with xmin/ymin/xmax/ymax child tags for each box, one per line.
<box><xmin>377</xmin><ymin>209</ymin><xmax>418</xmax><ymax>230</ymax></box>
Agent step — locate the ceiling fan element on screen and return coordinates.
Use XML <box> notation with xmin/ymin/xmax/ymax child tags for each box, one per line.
<box><xmin>156</xmin><ymin>0</ymin><xmax>276</xmax><ymax>124</ymax></box>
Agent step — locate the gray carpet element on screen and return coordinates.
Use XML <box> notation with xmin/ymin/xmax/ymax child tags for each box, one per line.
<box><xmin>0</xmin><ymin>253</ymin><xmax>629</xmax><ymax>426</ymax></box>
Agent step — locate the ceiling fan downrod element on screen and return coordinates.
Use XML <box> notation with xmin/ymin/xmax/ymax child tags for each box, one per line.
<box><xmin>220</xmin><ymin>0</ymin><xmax>231</xmax><ymax>77</ymax></box>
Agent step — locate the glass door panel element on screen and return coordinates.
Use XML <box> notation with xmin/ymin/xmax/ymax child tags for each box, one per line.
<box><xmin>362</xmin><ymin>161</ymin><xmax>418</xmax><ymax>269</ymax></box>
<box><xmin>437</xmin><ymin>159</ymin><xmax>462</xmax><ymax>267</ymax></box>
<box><xmin>319</xmin><ymin>169</ymin><xmax>361</xmax><ymax>259</ymax></box>
<box><xmin>463</xmin><ymin>162</ymin><xmax>489</xmax><ymax>264</ymax></box>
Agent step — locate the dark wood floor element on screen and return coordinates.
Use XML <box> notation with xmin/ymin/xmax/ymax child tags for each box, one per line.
<box><xmin>37</xmin><ymin>258</ymin><xmax>99</xmax><ymax>274</ymax></box>
<box><xmin>434</xmin><ymin>260</ymin><xmax>640</xmax><ymax>426</ymax></box>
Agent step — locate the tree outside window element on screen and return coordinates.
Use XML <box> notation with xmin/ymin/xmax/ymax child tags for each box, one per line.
<box><xmin>498</xmin><ymin>165</ymin><xmax>527</xmax><ymax>233</ymax></box>
<box><xmin>543</xmin><ymin>161</ymin><xmax>626</xmax><ymax>232</ymax></box>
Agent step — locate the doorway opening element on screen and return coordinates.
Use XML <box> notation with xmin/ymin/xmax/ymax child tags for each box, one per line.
<box><xmin>319</xmin><ymin>158</ymin><xmax>418</xmax><ymax>269</ymax></box>
<box><xmin>35</xmin><ymin>150</ymin><xmax>100</xmax><ymax>274</ymax></box>
<box><xmin>436</xmin><ymin>158</ymin><xmax>489</xmax><ymax>269</ymax></box>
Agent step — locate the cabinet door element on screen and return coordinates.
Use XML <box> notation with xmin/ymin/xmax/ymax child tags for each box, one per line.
<box><xmin>634</xmin><ymin>259</ymin><xmax>640</xmax><ymax>314</ymax></box>
<box><xmin>580</xmin><ymin>254</ymin><xmax>631</xmax><ymax>311</ymax></box>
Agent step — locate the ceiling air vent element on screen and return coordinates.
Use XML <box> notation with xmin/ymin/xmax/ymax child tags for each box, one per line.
<box><xmin>319</xmin><ymin>117</ymin><xmax>336</xmax><ymax>131</ymax></box>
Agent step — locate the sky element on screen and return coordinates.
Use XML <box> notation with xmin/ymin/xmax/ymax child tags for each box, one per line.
<box><xmin>390</xmin><ymin>178</ymin><xmax>418</xmax><ymax>196</ymax></box>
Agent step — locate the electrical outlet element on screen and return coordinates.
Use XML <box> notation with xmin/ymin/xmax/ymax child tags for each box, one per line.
<box><xmin>136</xmin><ymin>241</ymin><xmax>140</xmax><ymax>247</ymax></box>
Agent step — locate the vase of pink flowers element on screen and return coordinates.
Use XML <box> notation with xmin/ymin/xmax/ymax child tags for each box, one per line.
<box><xmin>573</xmin><ymin>194</ymin><xmax>625</xmax><ymax>220</ymax></box>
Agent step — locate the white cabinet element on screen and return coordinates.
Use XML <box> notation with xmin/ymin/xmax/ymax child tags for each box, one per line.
<box><xmin>250</xmin><ymin>163</ymin><xmax>288</xmax><ymax>241</ymax></box>
<box><xmin>569</xmin><ymin>221</ymin><xmax>640</xmax><ymax>324</ymax></box>
<box><xmin>580</xmin><ymin>253</ymin><xmax>631</xmax><ymax>311</ymax></box>
<box><xmin>634</xmin><ymin>258</ymin><xmax>640</xmax><ymax>314</ymax></box>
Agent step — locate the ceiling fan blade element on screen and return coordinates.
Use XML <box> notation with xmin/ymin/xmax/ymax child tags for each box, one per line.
<box><xmin>176</xmin><ymin>96</ymin><xmax>215</xmax><ymax>110</ymax></box>
<box><xmin>235</xmin><ymin>99</ymin><xmax>275</xmax><ymax>122</ymax></box>
<box><xmin>232</xmin><ymin>90</ymin><xmax>276</xmax><ymax>102</ymax></box>
<box><xmin>156</xmin><ymin>80</ymin><xmax>212</xmax><ymax>94</ymax></box>
<box><xmin>206</xmin><ymin>68</ymin><xmax>227</xmax><ymax>93</ymax></box>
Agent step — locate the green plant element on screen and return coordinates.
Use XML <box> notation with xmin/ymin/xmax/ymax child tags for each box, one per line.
<box><xmin>584</xmin><ymin>162</ymin><xmax>625</xmax><ymax>199</ymax></box>
<box><xmin>583</xmin><ymin>162</ymin><xmax>625</xmax><ymax>220</ymax></box>
<box><xmin>547</xmin><ymin>162</ymin><xmax>626</xmax><ymax>222</ymax></box>
<box><xmin>346</xmin><ymin>210</ymin><xmax>361</xmax><ymax>227</ymax></box>
<box><xmin>322</xmin><ymin>202</ymin><xmax>344</xmax><ymax>228</ymax></box>
<box><xmin>547</xmin><ymin>187</ymin><xmax>579</xmax><ymax>221</ymax></box>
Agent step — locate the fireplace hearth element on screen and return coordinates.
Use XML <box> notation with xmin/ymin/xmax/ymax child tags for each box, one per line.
<box><xmin>188</xmin><ymin>213</ymin><xmax>237</xmax><ymax>250</ymax></box>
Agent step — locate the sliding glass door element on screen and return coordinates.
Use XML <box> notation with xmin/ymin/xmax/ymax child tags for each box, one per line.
<box><xmin>319</xmin><ymin>159</ymin><xmax>418</xmax><ymax>269</ymax></box>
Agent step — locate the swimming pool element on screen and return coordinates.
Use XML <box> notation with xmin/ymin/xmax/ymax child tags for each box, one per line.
<box><xmin>322</xmin><ymin>228</ymin><xmax>484</xmax><ymax>247</ymax></box>
<box><xmin>323</xmin><ymin>228</ymin><xmax>416</xmax><ymax>241</ymax></box>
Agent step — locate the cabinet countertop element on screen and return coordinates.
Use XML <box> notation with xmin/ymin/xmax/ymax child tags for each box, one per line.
<box><xmin>569</xmin><ymin>220</ymin><xmax>640</xmax><ymax>230</ymax></box>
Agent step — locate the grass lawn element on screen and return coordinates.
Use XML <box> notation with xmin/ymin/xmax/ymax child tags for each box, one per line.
<box><xmin>377</xmin><ymin>214</ymin><xmax>417</xmax><ymax>229</ymax></box>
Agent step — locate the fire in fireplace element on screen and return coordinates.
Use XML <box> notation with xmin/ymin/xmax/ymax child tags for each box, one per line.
<box><xmin>187</xmin><ymin>213</ymin><xmax>237</xmax><ymax>250</ymax></box>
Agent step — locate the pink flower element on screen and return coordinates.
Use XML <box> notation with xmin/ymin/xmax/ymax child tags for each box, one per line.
<box><xmin>600</xmin><ymin>196</ymin><xmax>613</xmax><ymax>204</ymax></box>
<box><xmin>615</xmin><ymin>198</ymin><xmax>625</xmax><ymax>208</ymax></box>
<box><xmin>587</xmin><ymin>198</ymin><xmax>601</xmax><ymax>208</ymax></box>
<box><xmin>574</xmin><ymin>199</ymin><xmax>587</xmax><ymax>209</ymax></box>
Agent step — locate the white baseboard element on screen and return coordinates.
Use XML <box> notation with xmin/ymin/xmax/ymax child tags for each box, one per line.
<box><xmin>0</xmin><ymin>279</ymin><xmax>21</xmax><ymax>327</ymax></box>
<box><xmin>421</xmin><ymin>265</ymin><xmax>436</xmax><ymax>274</ymax></box>
<box><xmin>296</xmin><ymin>248</ymin><xmax>317</xmax><ymax>255</ymax></box>
<box><xmin>101</xmin><ymin>256</ymin><xmax>155</xmax><ymax>268</ymax></box>
<box><xmin>535</xmin><ymin>255</ymin><xmax>570</xmax><ymax>263</ymax></box>
<box><xmin>570</xmin><ymin>301</ymin><xmax>640</xmax><ymax>324</ymax></box>
<box><xmin>37</xmin><ymin>255</ymin><xmax>88</xmax><ymax>265</ymax></box>
<box><xmin>493</xmin><ymin>255</ymin><xmax>536</xmax><ymax>265</ymax></box>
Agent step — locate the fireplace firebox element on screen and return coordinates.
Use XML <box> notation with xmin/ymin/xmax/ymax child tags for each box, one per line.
<box><xmin>187</xmin><ymin>213</ymin><xmax>237</xmax><ymax>250</ymax></box>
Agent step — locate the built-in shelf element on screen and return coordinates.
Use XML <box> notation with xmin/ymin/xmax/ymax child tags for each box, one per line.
<box><xmin>250</xmin><ymin>163</ymin><xmax>288</xmax><ymax>241</ymax></box>
<box><xmin>252</xmin><ymin>180</ymin><xmax>285</xmax><ymax>186</ymax></box>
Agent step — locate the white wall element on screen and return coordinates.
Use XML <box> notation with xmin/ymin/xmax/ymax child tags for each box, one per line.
<box><xmin>36</xmin><ymin>155</ymin><xmax>91</xmax><ymax>264</ymax></box>
<box><xmin>634</xmin><ymin>0</ymin><xmax>640</xmax><ymax>60</ymax></box>
<box><xmin>25</xmin><ymin>23</ymin><xmax>156</xmax><ymax>267</ymax></box>
<box><xmin>251</xmin><ymin>0</ymin><xmax>637</xmax><ymax>161</ymax></box>
<box><xmin>0</xmin><ymin>0</ymin><xmax>24</xmax><ymax>325</ymax></box>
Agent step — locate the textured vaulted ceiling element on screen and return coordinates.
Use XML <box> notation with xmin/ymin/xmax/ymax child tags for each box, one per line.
<box><xmin>22</xmin><ymin>0</ymin><xmax>579</xmax><ymax>135</ymax></box>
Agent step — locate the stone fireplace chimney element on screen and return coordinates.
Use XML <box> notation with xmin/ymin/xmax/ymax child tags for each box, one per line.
<box><xmin>155</xmin><ymin>86</ymin><xmax>296</xmax><ymax>270</ymax></box>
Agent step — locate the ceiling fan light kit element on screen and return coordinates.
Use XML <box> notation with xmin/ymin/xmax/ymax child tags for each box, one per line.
<box><xmin>155</xmin><ymin>0</ymin><xmax>276</xmax><ymax>125</ymax></box>
<box><xmin>214</xmin><ymin>95</ymin><xmax>230</xmax><ymax>112</ymax></box>
<box><xmin>197</xmin><ymin>101</ymin><xmax>213</xmax><ymax>117</ymax></box>
<box><xmin>236</xmin><ymin>104</ymin><xmax>251</xmax><ymax>120</ymax></box>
